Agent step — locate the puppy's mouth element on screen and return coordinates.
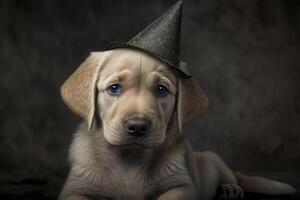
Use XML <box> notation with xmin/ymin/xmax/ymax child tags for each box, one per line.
<box><xmin>113</xmin><ymin>138</ymin><xmax>163</xmax><ymax>148</ymax></box>
<box><xmin>116</xmin><ymin>142</ymin><xmax>150</xmax><ymax>148</ymax></box>
<box><xmin>103</xmin><ymin>122</ymin><xmax>166</xmax><ymax>148</ymax></box>
<box><xmin>105</xmin><ymin>132</ymin><xmax>165</xmax><ymax>148</ymax></box>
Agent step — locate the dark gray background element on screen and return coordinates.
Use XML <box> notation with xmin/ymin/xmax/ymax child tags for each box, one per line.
<box><xmin>0</xmin><ymin>0</ymin><xmax>299</xmax><ymax>197</ymax></box>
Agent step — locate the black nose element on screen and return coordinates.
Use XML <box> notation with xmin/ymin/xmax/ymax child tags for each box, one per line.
<box><xmin>125</xmin><ymin>117</ymin><xmax>151</xmax><ymax>137</ymax></box>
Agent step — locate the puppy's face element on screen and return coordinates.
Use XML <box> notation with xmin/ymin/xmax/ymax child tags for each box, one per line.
<box><xmin>96</xmin><ymin>49</ymin><xmax>177</xmax><ymax>147</ymax></box>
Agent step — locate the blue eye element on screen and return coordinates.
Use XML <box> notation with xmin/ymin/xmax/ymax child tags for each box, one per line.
<box><xmin>156</xmin><ymin>84</ymin><xmax>168</xmax><ymax>96</ymax></box>
<box><xmin>107</xmin><ymin>84</ymin><xmax>122</xmax><ymax>96</ymax></box>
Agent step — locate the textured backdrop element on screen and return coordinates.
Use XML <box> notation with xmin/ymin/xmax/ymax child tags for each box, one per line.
<box><xmin>0</xmin><ymin>0</ymin><xmax>299</xmax><ymax>197</ymax></box>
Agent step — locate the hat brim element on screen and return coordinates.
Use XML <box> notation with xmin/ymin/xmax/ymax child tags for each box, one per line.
<box><xmin>105</xmin><ymin>41</ymin><xmax>191</xmax><ymax>79</ymax></box>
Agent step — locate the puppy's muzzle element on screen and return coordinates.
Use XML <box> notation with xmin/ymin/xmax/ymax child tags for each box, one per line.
<box><xmin>125</xmin><ymin>115</ymin><xmax>151</xmax><ymax>137</ymax></box>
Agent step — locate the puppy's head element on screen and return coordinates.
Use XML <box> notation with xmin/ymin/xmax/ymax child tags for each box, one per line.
<box><xmin>61</xmin><ymin>49</ymin><xmax>207</xmax><ymax>147</ymax></box>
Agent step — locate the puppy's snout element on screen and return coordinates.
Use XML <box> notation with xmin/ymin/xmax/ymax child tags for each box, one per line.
<box><xmin>125</xmin><ymin>116</ymin><xmax>151</xmax><ymax>137</ymax></box>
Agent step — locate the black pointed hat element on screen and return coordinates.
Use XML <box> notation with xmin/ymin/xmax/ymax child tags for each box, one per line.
<box><xmin>105</xmin><ymin>1</ymin><xmax>191</xmax><ymax>79</ymax></box>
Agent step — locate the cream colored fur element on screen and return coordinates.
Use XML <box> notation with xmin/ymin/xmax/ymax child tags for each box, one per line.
<box><xmin>59</xmin><ymin>49</ymin><xmax>295</xmax><ymax>200</ymax></box>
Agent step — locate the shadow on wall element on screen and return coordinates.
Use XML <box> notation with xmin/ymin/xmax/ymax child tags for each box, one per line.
<box><xmin>0</xmin><ymin>0</ymin><xmax>299</xmax><ymax>195</ymax></box>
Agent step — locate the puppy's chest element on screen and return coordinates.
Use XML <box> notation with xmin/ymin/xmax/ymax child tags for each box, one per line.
<box><xmin>104</xmin><ymin>161</ymin><xmax>190</xmax><ymax>199</ymax></box>
<box><xmin>115</xmin><ymin>166</ymin><xmax>146</xmax><ymax>194</ymax></box>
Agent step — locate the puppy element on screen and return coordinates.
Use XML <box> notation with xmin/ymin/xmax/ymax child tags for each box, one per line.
<box><xmin>59</xmin><ymin>48</ymin><xmax>296</xmax><ymax>200</ymax></box>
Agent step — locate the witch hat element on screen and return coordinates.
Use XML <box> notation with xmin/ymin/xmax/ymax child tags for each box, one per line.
<box><xmin>105</xmin><ymin>1</ymin><xmax>190</xmax><ymax>79</ymax></box>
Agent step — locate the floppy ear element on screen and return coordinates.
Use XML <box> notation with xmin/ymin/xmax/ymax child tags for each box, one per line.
<box><xmin>60</xmin><ymin>52</ymin><xmax>107</xmax><ymax>131</ymax></box>
<box><xmin>177</xmin><ymin>63</ymin><xmax>208</xmax><ymax>128</ymax></box>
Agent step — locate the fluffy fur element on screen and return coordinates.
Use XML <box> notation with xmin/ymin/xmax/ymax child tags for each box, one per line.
<box><xmin>59</xmin><ymin>49</ymin><xmax>295</xmax><ymax>200</ymax></box>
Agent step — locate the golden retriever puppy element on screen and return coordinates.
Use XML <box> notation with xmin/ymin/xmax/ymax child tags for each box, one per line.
<box><xmin>59</xmin><ymin>48</ymin><xmax>295</xmax><ymax>200</ymax></box>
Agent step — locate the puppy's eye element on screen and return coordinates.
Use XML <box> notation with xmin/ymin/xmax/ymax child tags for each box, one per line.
<box><xmin>107</xmin><ymin>84</ymin><xmax>122</xmax><ymax>96</ymax></box>
<box><xmin>156</xmin><ymin>84</ymin><xmax>168</xmax><ymax>96</ymax></box>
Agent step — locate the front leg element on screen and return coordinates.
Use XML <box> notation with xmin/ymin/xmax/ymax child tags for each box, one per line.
<box><xmin>59</xmin><ymin>195</ymin><xmax>93</xmax><ymax>200</ymax></box>
<box><xmin>59</xmin><ymin>172</ymin><xmax>113</xmax><ymax>200</ymax></box>
<box><xmin>60</xmin><ymin>194</ymin><xmax>112</xmax><ymax>200</ymax></box>
<box><xmin>157</xmin><ymin>186</ymin><xmax>198</xmax><ymax>200</ymax></box>
<box><xmin>218</xmin><ymin>184</ymin><xmax>244</xmax><ymax>200</ymax></box>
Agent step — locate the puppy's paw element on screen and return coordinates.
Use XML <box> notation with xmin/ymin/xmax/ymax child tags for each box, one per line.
<box><xmin>219</xmin><ymin>184</ymin><xmax>244</xmax><ymax>199</ymax></box>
